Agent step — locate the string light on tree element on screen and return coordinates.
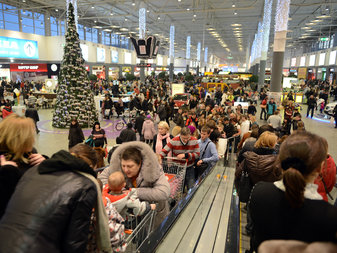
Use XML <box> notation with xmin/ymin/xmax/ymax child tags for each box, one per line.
<box><xmin>52</xmin><ymin>2</ymin><xmax>97</xmax><ymax>128</ymax></box>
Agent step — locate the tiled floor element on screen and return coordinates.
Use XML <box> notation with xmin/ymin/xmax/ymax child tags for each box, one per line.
<box><xmin>35</xmin><ymin>109</ymin><xmax>122</xmax><ymax>157</ymax></box>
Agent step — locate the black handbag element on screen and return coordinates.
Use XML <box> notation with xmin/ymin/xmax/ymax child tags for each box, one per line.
<box><xmin>195</xmin><ymin>141</ymin><xmax>211</xmax><ymax>178</ymax></box>
<box><xmin>238</xmin><ymin>169</ymin><xmax>252</xmax><ymax>203</ymax></box>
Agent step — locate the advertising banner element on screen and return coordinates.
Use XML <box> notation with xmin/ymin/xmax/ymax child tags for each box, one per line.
<box><xmin>298</xmin><ymin>67</ymin><xmax>307</xmax><ymax>79</ymax></box>
<box><xmin>0</xmin><ymin>36</ymin><xmax>38</xmax><ymax>59</ymax></box>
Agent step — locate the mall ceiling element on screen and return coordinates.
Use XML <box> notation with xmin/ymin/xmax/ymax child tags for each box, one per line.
<box><xmin>5</xmin><ymin>0</ymin><xmax>337</xmax><ymax>65</ymax></box>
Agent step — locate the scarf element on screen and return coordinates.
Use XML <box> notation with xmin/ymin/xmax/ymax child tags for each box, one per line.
<box><xmin>274</xmin><ymin>180</ymin><xmax>323</xmax><ymax>200</ymax></box>
<box><xmin>156</xmin><ymin>133</ymin><xmax>171</xmax><ymax>156</ymax></box>
<box><xmin>77</xmin><ymin>171</ymin><xmax>112</xmax><ymax>253</ymax></box>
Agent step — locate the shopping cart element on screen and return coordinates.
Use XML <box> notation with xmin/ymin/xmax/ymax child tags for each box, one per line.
<box><xmin>161</xmin><ymin>157</ymin><xmax>188</xmax><ymax>206</ymax></box>
<box><xmin>124</xmin><ymin>210</ymin><xmax>156</xmax><ymax>252</ymax></box>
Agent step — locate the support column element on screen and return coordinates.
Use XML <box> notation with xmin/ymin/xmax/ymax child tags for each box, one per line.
<box><xmin>169</xmin><ymin>63</ymin><xmax>174</xmax><ymax>81</ymax></box>
<box><xmin>169</xmin><ymin>25</ymin><xmax>175</xmax><ymax>82</ymax></box>
<box><xmin>259</xmin><ymin>0</ymin><xmax>273</xmax><ymax>90</ymax></box>
<box><xmin>139</xmin><ymin>6</ymin><xmax>146</xmax><ymax>84</ymax></box>
<box><xmin>245</xmin><ymin>40</ymin><xmax>250</xmax><ymax>72</ymax></box>
<box><xmin>18</xmin><ymin>11</ymin><xmax>22</xmax><ymax>32</ymax></box>
<box><xmin>140</xmin><ymin>61</ymin><xmax>145</xmax><ymax>83</ymax></box>
<box><xmin>186</xmin><ymin>35</ymin><xmax>191</xmax><ymax>74</ymax></box>
<box><xmin>196</xmin><ymin>65</ymin><xmax>200</xmax><ymax>76</ymax></box>
<box><xmin>45</xmin><ymin>12</ymin><xmax>51</xmax><ymax>36</ymax></box>
<box><xmin>104</xmin><ymin>65</ymin><xmax>109</xmax><ymax>80</ymax></box>
<box><xmin>270</xmin><ymin>0</ymin><xmax>291</xmax><ymax>103</ymax></box>
<box><xmin>119</xmin><ymin>67</ymin><xmax>123</xmax><ymax>79</ymax></box>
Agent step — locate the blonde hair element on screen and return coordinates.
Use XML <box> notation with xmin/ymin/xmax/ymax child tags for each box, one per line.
<box><xmin>254</xmin><ymin>131</ymin><xmax>278</xmax><ymax>149</ymax></box>
<box><xmin>172</xmin><ymin>126</ymin><xmax>181</xmax><ymax>137</ymax></box>
<box><xmin>158</xmin><ymin>121</ymin><xmax>169</xmax><ymax>131</ymax></box>
<box><xmin>0</xmin><ymin>114</ymin><xmax>36</xmax><ymax>161</ymax></box>
<box><xmin>108</xmin><ymin>171</ymin><xmax>125</xmax><ymax>192</ymax></box>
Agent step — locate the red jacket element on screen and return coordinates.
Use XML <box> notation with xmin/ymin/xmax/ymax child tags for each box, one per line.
<box><xmin>314</xmin><ymin>155</ymin><xmax>336</xmax><ymax>202</ymax></box>
<box><xmin>2</xmin><ymin>106</ymin><xmax>13</xmax><ymax>119</ymax></box>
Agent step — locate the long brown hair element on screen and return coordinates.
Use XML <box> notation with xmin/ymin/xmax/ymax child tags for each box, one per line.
<box><xmin>278</xmin><ymin>131</ymin><xmax>327</xmax><ymax>208</ymax></box>
<box><xmin>70</xmin><ymin>144</ymin><xmax>98</xmax><ymax>169</ymax></box>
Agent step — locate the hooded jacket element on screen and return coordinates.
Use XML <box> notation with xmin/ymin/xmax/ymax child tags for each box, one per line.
<box><xmin>142</xmin><ymin>119</ymin><xmax>156</xmax><ymax>140</ymax></box>
<box><xmin>98</xmin><ymin>141</ymin><xmax>170</xmax><ymax>228</ymax></box>
<box><xmin>236</xmin><ymin>148</ymin><xmax>281</xmax><ymax>186</ymax></box>
<box><xmin>68</xmin><ymin>122</ymin><xmax>85</xmax><ymax>148</ymax></box>
<box><xmin>0</xmin><ymin>150</ymin><xmax>97</xmax><ymax>253</ymax></box>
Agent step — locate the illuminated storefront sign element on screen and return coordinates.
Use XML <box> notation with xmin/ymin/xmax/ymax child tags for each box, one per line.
<box><xmin>0</xmin><ymin>36</ymin><xmax>38</xmax><ymax>59</ymax></box>
<box><xmin>10</xmin><ymin>64</ymin><xmax>47</xmax><ymax>72</ymax></box>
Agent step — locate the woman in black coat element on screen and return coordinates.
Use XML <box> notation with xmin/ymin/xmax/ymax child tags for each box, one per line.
<box><xmin>68</xmin><ymin>118</ymin><xmax>85</xmax><ymax>149</ymax></box>
<box><xmin>0</xmin><ymin>144</ymin><xmax>112</xmax><ymax>253</ymax></box>
<box><xmin>0</xmin><ymin>114</ymin><xmax>45</xmax><ymax>219</ymax></box>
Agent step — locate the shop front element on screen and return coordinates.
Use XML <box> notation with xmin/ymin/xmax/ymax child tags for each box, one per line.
<box><xmin>0</xmin><ymin>64</ymin><xmax>11</xmax><ymax>81</ymax></box>
<box><xmin>47</xmin><ymin>63</ymin><xmax>60</xmax><ymax>79</ymax></box>
<box><xmin>328</xmin><ymin>68</ymin><xmax>336</xmax><ymax>84</ymax></box>
<box><xmin>92</xmin><ymin>65</ymin><xmax>106</xmax><ymax>79</ymax></box>
<box><xmin>283</xmin><ymin>68</ymin><xmax>290</xmax><ymax>77</ymax></box>
<box><xmin>289</xmin><ymin>68</ymin><xmax>297</xmax><ymax>77</ymax></box>
<box><xmin>297</xmin><ymin>67</ymin><xmax>307</xmax><ymax>80</ymax></box>
<box><xmin>122</xmin><ymin>67</ymin><xmax>132</xmax><ymax>77</ymax></box>
<box><xmin>155</xmin><ymin>67</ymin><xmax>167</xmax><ymax>75</ymax></box>
<box><xmin>108</xmin><ymin>67</ymin><xmax>119</xmax><ymax>79</ymax></box>
<box><xmin>307</xmin><ymin>68</ymin><xmax>316</xmax><ymax>80</ymax></box>
<box><xmin>10</xmin><ymin>63</ymin><xmax>48</xmax><ymax>82</ymax></box>
<box><xmin>317</xmin><ymin>67</ymin><xmax>327</xmax><ymax>80</ymax></box>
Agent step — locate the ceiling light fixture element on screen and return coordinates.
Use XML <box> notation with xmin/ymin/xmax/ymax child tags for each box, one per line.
<box><xmin>147</xmin><ymin>10</ymin><xmax>150</xmax><ymax>13</ymax></box>
<box><xmin>158</xmin><ymin>16</ymin><xmax>161</xmax><ymax>20</ymax></box>
<box><xmin>234</xmin><ymin>11</ymin><xmax>237</xmax><ymax>15</ymax></box>
<box><xmin>232</xmin><ymin>4</ymin><xmax>236</xmax><ymax>8</ymax></box>
<box><xmin>91</xmin><ymin>6</ymin><xmax>94</xmax><ymax>9</ymax></box>
<box><xmin>55</xmin><ymin>9</ymin><xmax>58</xmax><ymax>12</ymax></box>
<box><xmin>110</xmin><ymin>12</ymin><xmax>113</xmax><ymax>16</ymax></box>
<box><xmin>231</xmin><ymin>23</ymin><xmax>241</xmax><ymax>27</ymax></box>
<box><xmin>187</xmin><ymin>8</ymin><xmax>190</xmax><ymax>11</ymax></box>
<box><xmin>193</xmin><ymin>14</ymin><xmax>196</xmax><ymax>17</ymax></box>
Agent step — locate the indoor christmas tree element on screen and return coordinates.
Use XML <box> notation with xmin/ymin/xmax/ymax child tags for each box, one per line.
<box><xmin>52</xmin><ymin>2</ymin><xmax>97</xmax><ymax>128</ymax></box>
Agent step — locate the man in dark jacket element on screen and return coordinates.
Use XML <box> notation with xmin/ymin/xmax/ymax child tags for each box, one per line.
<box><xmin>135</xmin><ymin>112</ymin><xmax>145</xmax><ymax>139</ymax></box>
<box><xmin>25</xmin><ymin>104</ymin><xmax>40</xmax><ymax>133</ymax></box>
<box><xmin>117</xmin><ymin>123</ymin><xmax>136</xmax><ymax>144</ymax></box>
<box><xmin>173</xmin><ymin>108</ymin><xmax>185</xmax><ymax>127</ymax></box>
<box><xmin>307</xmin><ymin>95</ymin><xmax>316</xmax><ymax>118</ymax></box>
<box><xmin>0</xmin><ymin>148</ymin><xmax>98</xmax><ymax>253</ymax></box>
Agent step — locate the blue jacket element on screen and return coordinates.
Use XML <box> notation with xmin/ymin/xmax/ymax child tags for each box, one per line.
<box><xmin>198</xmin><ymin>138</ymin><xmax>219</xmax><ymax>168</ymax></box>
<box><xmin>267</xmin><ymin>102</ymin><xmax>277</xmax><ymax>115</ymax></box>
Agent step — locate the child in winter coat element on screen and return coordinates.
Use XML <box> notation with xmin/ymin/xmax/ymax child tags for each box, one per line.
<box><xmin>102</xmin><ymin>171</ymin><xmax>155</xmax><ymax>217</ymax></box>
<box><xmin>142</xmin><ymin>115</ymin><xmax>156</xmax><ymax>144</ymax></box>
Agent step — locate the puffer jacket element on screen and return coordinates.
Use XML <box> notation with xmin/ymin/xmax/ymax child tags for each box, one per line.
<box><xmin>236</xmin><ymin>147</ymin><xmax>281</xmax><ymax>186</ymax></box>
<box><xmin>0</xmin><ymin>150</ymin><xmax>97</xmax><ymax>253</ymax></box>
<box><xmin>99</xmin><ymin>141</ymin><xmax>170</xmax><ymax>228</ymax></box>
<box><xmin>142</xmin><ymin>119</ymin><xmax>156</xmax><ymax>140</ymax></box>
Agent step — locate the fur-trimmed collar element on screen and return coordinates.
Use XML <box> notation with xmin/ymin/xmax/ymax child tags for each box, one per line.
<box><xmin>109</xmin><ymin>141</ymin><xmax>161</xmax><ymax>184</ymax></box>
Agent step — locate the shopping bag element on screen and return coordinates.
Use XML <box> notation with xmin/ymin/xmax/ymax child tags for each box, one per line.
<box><xmin>238</xmin><ymin>170</ymin><xmax>252</xmax><ymax>203</ymax></box>
<box><xmin>85</xmin><ymin>135</ymin><xmax>95</xmax><ymax>147</ymax></box>
<box><xmin>105</xmin><ymin>109</ymin><xmax>110</xmax><ymax>117</ymax></box>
